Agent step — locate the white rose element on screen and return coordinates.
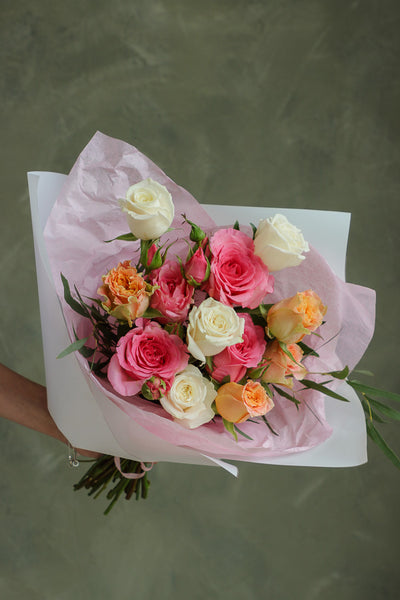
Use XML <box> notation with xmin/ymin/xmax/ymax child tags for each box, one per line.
<box><xmin>254</xmin><ymin>214</ymin><xmax>309</xmax><ymax>272</ymax></box>
<box><xmin>187</xmin><ymin>297</ymin><xmax>244</xmax><ymax>363</ymax></box>
<box><xmin>119</xmin><ymin>178</ymin><xmax>174</xmax><ymax>240</ymax></box>
<box><xmin>160</xmin><ymin>365</ymin><xmax>216</xmax><ymax>429</ymax></box>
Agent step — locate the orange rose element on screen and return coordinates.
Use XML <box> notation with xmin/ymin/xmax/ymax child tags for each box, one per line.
<box><xmin>98</xmin><ymin>260</ymin><xmax>151</xmax><ymax>326</ymax></box>
<box><xmin>266</xmin><ymin>289</ymin><xmax>327</xmax><ymax>344</ymax></box>
<box><xmin>215</xmin><ymin>382</ymin><xmax>249</xmax><ymax>424</ymax></box>
<box><xmin>215</xmin><ymin>380</ymin><xmax>274</xmax><ymax>423</ymax></box>
<box><xmin>261</xmin><ymin>340</ymin><xmax>307</xmax><ymax>388</ymax></box>
<box><xmin>242</xmin><ymin>380</ymin><xmax>274</xmax><ymax>417</ymax></box>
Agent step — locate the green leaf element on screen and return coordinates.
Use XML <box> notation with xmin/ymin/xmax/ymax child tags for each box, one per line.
<box><xmin>298</xmin><ymin>341</ymin><xmax>319</xmax><ymax>357</ymax></box>
<box><xmin>250</xmin><ymin>222</ymin><xmax>257</xmax><ymax>239</ymax></box>
<box><xmin>301</xmin><ymin>379</ymin><xmax>350</xmax><ymax>402</ymax></box>
<box><xmin>366</xmin><ymin>420</ymin><xmax>400</xmax><ymax>469</ymax></box>
<box><xmin>324</xmin><ymin>365</ymin><xmax>350</xmax><ymax>380</ymax></box>
<box><xmin>353</xmin><ymin>369</ymin><xmax>374</xmax><ymax>377</ymax></box>
<box><xmin>104</xmin><ymin>232</ymin><xmax>138</xmax><ymax>243</ymax></box>
<box><xmin>142</xmin><ymin>308</ymin><xmax>164</xmax><ymax>319</ymax></box>
<box><xmin>72</xmin><ymin>326</ymin><xmax>95</xmax><ymax>358</ymax></box>
<box><xmin>279</xmin><ymin>342</ymin><xmax>303</xmax><ymax>367</ymax></box>
<box><xmin>262</xmin><ymin>415</ymin><xmax>279</xmax><ymax>436</ymax></box>
<box><xmin>260</xmin><ymin>380</ymin><xmax>273</xmax><ymax>398</ymax></box>
<box><xmin>61</xmin><ymin>274</ymin><xmax>89</xmax><ymax>317</ymax></box>
<box><xmin>271</xmin><ymin>385</ymin><xmax>301</xmax><ymax>407</ymax></box>
<box><xmin>205</xmin><ymin>356</ymin><xmax>214</xmax><ymax>371</ymax></box>
<box><xmin>259</xmin><ymin>303</ymin><xmax>272</xmax><ymax>320</ymax></box>
<box><xmin>365</xmin><ymin>396</ymin><xmax>400</xmax><ymax>422</ymax></box>
<box><xmin>233</xmin><ymin>424</ymin><xmax>253</xmax><ymax>440</ymax></box>
<box><xmin>348</xmin><ymin>380</ymin><xmax>400</xmax><ymax>403</ymax></box>
<box><xmin>141</xmin><ymin>382</ymin><xmax>155</xmax><ymax>401</ymax></box>
<box><xmin>360</xmin><ymin>397</ymin><xmax>386</xmax><ymax>424</ymax></box>
<box><xmin>57</xmin><ymin>337</ymin><xmax>89</xmax><ymax>359</ymax></box>
<box><xmin>233</xmin><ymin>220</ymin><xmax>240</xmax><ymax>231</ymax></box>
<box><xmin>222</xmin><ymin>418</ymin><xmax>238</xmax><ymax>441</ymax></box>
<box><xmin>247</xmin><ymin>365</ymin><xmax>267</xmax><ymax>379</ymax></box>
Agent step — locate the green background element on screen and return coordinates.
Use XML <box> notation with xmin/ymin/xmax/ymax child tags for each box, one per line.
<box><xmin>1</xmin><ymin>1</ymin><xmax>399</xmax><ymax>598</ymax></box>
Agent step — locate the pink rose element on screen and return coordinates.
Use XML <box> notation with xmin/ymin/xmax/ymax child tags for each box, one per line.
<box><xmin>208</xmin><ymin>228</ymin><xmax>274</xmax><ymax>309</ymax></box>
<box><xmin>108</xmin><ymin>319</ymin><xmax>189</xmax><ymax>396</ymax></box>
<box><xmin>211</xmin><ymin>313</ymin><xmax>266</xmax><ymax>382</ymax></box>
<box><xmin>185</xmin><ymin>245</ymin><xmax>210</xmax><ymax>285</ymax></box>
<box><xmin>149</xmin><ymin>260</ymin><xmax>194</xmax><ymax>322</ymax></box>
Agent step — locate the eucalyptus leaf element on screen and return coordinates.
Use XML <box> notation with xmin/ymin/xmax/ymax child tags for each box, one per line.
<box><xmin>61</xmin><ymin>274</ymin><xmax>89</xmax><ymax>317</ymax></box>
<box><xmin>301</xmin><ymin>379</ymin><xmax>350</xmax><ymax>402</ymax></box>
<box><xmin>298</xmin><ymin>341</ymin><xmax>319</xmax><ymax>357</ymax></box>
<box><xmin>57</xmin><ymin>337</ymin><xmax>89</xmax><ymax>359</ymax></box>
<box><xmin>365</xmin><ymin>396</ymin><xmax>400</xmax><ymax>422</ymax></box>
<box><xmin>324</xmin><ymin>365</ymin><xmax>350</xmax><ymax>380</ymax></box>
<box><xmin>366</xmin><ymin>420</ymin><xmax>400</xmax><ymax>470</ymax></box>
<box><xmin>360</xmin><ymin>398</ymin><xmax>386</xmax><ymax>424</ymax></box>
<box><xmin>262</xmin><ymin>415</ymin><xmax>279</xmax><ymax>436</ymax></box>
<box><xmin>348</xmin><ymin>380</ymin><xmax>400</xmax><ymax>403</ymax></box>
<box><xmin>271</xmin><ymin>385</ymin><xmax>300</xmax><ymax>407</ymax></box>
<box><xmin>104</xmin><ymin>232</ymin><xmax>138</xmax><ymax>243</ymax></box>
<box><xmin>233</xmin><ymin>425</ymin><xmax>253</xmax><ymax>440</ymax></box>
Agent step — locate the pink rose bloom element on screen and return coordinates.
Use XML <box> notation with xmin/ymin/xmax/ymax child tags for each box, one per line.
<box><xmin>208</xmin><ymin>228</ymin><xmax>274</xmax><ymax>309</ymax></box>
<box><xmin>108</xmin><ymin>319</ymin><xmax>189</xmax><ymax>396</ymax></box>
<box><xmin>185</xmin><ymin>246</ymin><xmax>210</xmax><ymax>285</ymax></box>
<box><xmin>211</xmin><ymin>313</ymin><xmax>266</xmax><ymax>382</ymax></box>
<box><xmin>149</xmin><ymin>260</ymin><xmax>194</xmax><ymax>322</ymax></box>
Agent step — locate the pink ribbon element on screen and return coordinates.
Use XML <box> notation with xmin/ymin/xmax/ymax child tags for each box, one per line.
<box><xmin>114</xmin><ymin>456</ymin><xmax>154</xmax><ymax>479</ymax></box>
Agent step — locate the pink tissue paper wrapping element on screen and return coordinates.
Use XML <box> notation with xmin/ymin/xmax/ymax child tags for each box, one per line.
<box><xmin>31</xmin><ymin>131</ymin><xmax>376</xmax><ymax>469</ymax></box>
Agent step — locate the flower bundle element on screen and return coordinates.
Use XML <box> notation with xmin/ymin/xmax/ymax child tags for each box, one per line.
<box><xmin>32</xmin><ymin>132</ymin><xmax>399</xmax><ymax>513</ymax></box>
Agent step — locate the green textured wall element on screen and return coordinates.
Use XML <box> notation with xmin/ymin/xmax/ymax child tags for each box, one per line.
<box><xmin>1</xmin><ymin>2</ymin><xmax>399</xmax><ymax>599</ymax></box>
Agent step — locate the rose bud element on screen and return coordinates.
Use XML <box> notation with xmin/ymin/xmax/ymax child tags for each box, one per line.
<box><xmin>185</xmin><ymin>246</ymin><xmax>210</xmax><ymax>286</ymax></box>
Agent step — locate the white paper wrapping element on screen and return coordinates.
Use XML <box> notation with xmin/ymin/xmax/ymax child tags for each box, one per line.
<box><xmin>29</xmin><ymin>171</ymin><xmax>368</xmax><ymax>470</ymax></box>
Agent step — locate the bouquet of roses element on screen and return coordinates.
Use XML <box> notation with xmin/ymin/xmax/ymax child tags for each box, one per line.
<box><xmin>29</xmin><ymin>133</ymin><xmax>399</xmax><ymax>514</ymax></box>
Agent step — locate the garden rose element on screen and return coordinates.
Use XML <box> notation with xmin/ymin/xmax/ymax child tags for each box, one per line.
<box><xmin>119</xmin><ymin>178</ymin><xmax>174</xmax><ymax>240</ymax></box>
<box><xmin>149</xmin><ymin>260</ymin><xmax>194</xmax><ymax>322</ymax></box>
<box><xmin>187</xmin><ymin>298</ymin><xmax>245</xmax><ymax>363</ymax></box>
<box><xmin>160</xmin><ymin>365</ymin><xmax>216</xmax><ymax>429</ymax></box>
<box><xmin>266</xmin><ymin>289</ymin><xmax>327</xmax><ymax>344</ymax></box>
<box><xmin>242</xmin><ymin>380</ymin><xmax>274</xmax><ymax>417</ymax></box>
<box><xmin>208</xmin><ymin>228</ymin><xmax>274</xmax><ymax>309</ymax></box>
<box><xmin>107</xmin><ymin>319</ymin><xmax>189</xmax><ymax>396</ymax></box>
<box><xmin>98</xmin><ymin>260</ymin><xmax>151</xmax><ymax>326</ymax></box>
<box><xmin>261</xmin><ymin>340</ymin><xmax>307</xmax><ymax>388</ymax></box>
<box><xmin>214</xmin><ymin>382</ymin><xmax>249</xmax><ymax>424</ymax></box>
<box><xmin>254</xmin><ymin>214</ymin><xmax>309</xmax><ymax>272</ymax></box>
<box><xmin>211</xmin><ymin>313</ymin><xmax>266</xmax><ymax>383</ymax></box>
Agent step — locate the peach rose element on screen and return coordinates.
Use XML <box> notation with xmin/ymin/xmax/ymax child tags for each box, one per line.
<box><xmin>215</xmin><ymin>382</ymin><xmax>249</xmax><ymax>424</ymax></box>
<box><xmin>98</xmin><ymin>260</ymin><xmax>152</xmax><ymax>327</ymax></box>
<box><xmin>242</xmin><ymin>380</ymin><xmax>274</xmax><ymax>417</ymax></box>
<box><xmin>261</xmin><ymin>340</ymin><xmax>307</xmax><ymax>388</ymax></box>
<box><xmin>215</xmin><ymin>380</ymin><xmax>274</xmax><ymax>423</ymax></box>
<box><xmin>266</xmin><ymin>289</ymin><xmax>327</xmax><ymax>344</ymax></box>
